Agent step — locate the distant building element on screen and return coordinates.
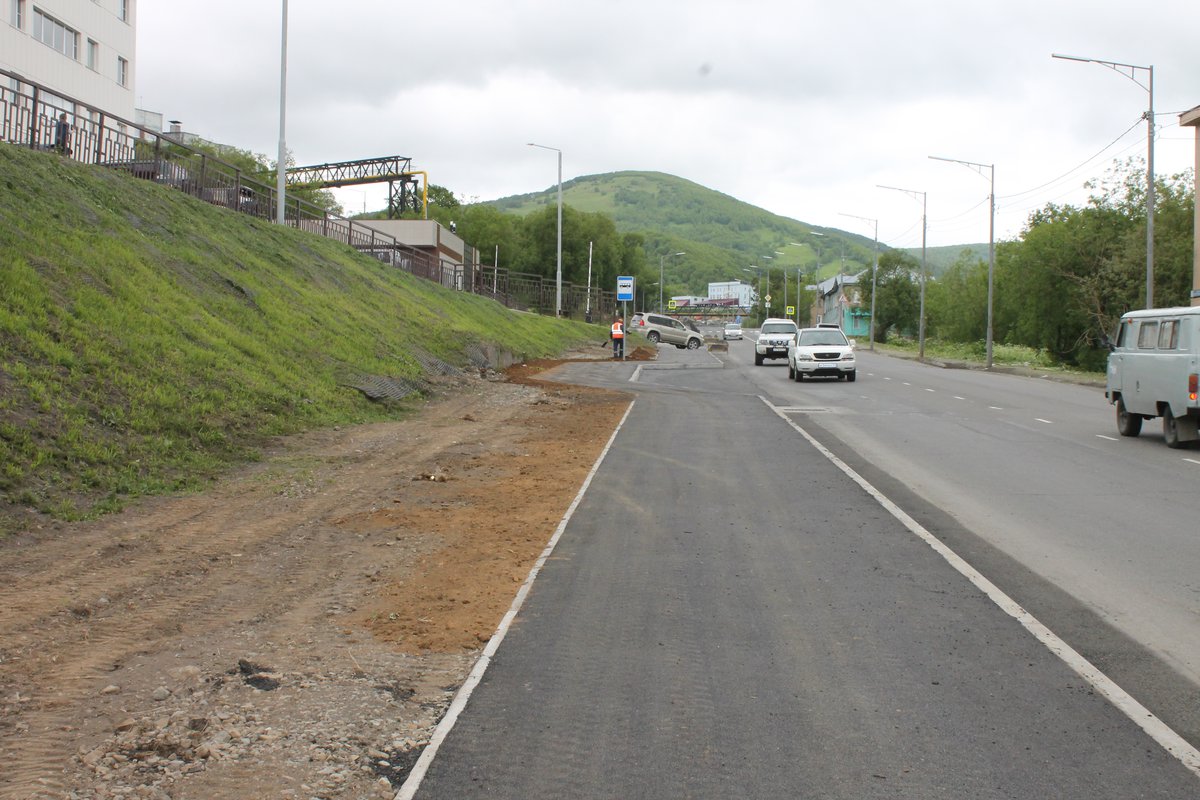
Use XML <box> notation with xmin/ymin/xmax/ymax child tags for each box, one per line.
<box><xmin>707</xmin><ymin>280</ymin><xmax>754</xmax><ymax>307</ymax></box>
<box><xmin>1</xmin><ymin>0</ymin><xmax>137</xmax><ymax>121</ymax></box>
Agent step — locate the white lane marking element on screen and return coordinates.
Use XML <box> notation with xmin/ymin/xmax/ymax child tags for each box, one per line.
<box><xmin>989</xmin><ymin>406</ymin><xmax>1004</xmax><ymax>411</ymax></box>
<box><xmin>1185</xmin><ymin>458</ymin><xmax>1200</xmax><ymax>466</ymax></box>
<box><xmin>394</xmin><ymin>400</ymin><xmax>638</xmax><ymax>800</ymax></box>
<box><xmin>903</xmin><ymin>382</ymin><xmax>912</xmax><ymax>386</ymax></box>
<box><xmin>760</xmin><ymin>395</ymin><xmax>1200</xmax><ymax>780</ymax></box>
<box><xmin>954</xmin><ymin>396</ymin><xmax>966</xmax><ymax>401</ymax></box>
<box><xmin>883</xmin><ymin>376</ymin><xmax>892</xmax><ymax>381</ymax></box>
<box><xmin>925</xmin><ymin>388</ymin><xmax>936</xmax><ymax>393</ymax></box>
<box><xmin>1035</xmin><ymin>418</ymin><xmax>1054</xmax><ymax>425</ymax></box>
<box><xmin>1096</xmin><ymin>435</ymin><xmax>1119</xmax><ymax>442</ymax></box>
<box><xmin>629</xmin><ymin>364</ymin><xmax>643</xmax><ymax>382</ymax></box>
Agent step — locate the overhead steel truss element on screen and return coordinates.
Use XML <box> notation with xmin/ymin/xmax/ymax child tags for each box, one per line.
<box><xmin>286</xmin><ymin>156</ymin><xmax>426</xmax><ymax>219</ymax></box>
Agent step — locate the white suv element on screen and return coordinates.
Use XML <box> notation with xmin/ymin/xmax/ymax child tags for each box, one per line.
<box><xmin>787</xmin><ymin>327</ymin><xmax>856</xmax><ymax>381</ymax></box>
<box><xmin>754</xmin><ymin>318</ymin><xmax>799</xmax><ymax>365</ymax></box>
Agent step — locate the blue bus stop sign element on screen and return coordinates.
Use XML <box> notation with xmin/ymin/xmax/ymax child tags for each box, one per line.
<box><xmin>617</xmin><ymin>276</ymin><xmax>634</xmax><ymax>302</ymax></box>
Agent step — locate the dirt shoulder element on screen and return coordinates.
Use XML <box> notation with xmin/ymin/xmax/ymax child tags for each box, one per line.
<box><xmin>0</xmin><ymin>352</ymin><xmax>637</xmax><ymax>800</ymax></box>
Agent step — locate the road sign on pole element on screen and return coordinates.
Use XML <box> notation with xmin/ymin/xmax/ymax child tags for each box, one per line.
<box><xmin>617</xmin><ymin>276</ymin><xmax>634</xmax><ymax>302</ymax></box>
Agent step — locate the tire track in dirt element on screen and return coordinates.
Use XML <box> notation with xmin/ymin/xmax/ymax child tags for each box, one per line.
<box><xmin>0</xmin><ymin>371</ymin><xmax>630</xmax><ymax>799</ymax></box>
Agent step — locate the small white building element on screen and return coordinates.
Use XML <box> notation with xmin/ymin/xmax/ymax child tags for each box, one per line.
<box><xmin>2</xmin><ymin>0</ymin><xmax>136</xmax><ymax>121</ymax></box>
<box><xmin>707</xmin><ymin>280</ymin><xmax>754</xmax><ymax>307</ymax></box>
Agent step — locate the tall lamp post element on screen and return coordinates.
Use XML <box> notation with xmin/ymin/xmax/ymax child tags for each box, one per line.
<box><xmin>790</xmin><ymin>232</ymin><xmax>825</xmax><ymax>326</ymax></box>
<box><xmin>929</xmin><ymin>155</ymin><xmax>995</xmax><ymax>367</ymax></box>
<box><xmin>276</xmin><ymin>0</ymin><xmax>288</xmax><ymax>225</ymax></box>
<box><xmin>742</xmin><ymin>266</ymin><xmax>762</xmax><ymax>321</ymax></box>
<box><xmin>1053</xmin><ymin>52</ymin><xmax>1155</xmax><ymax>308</ymax></box>
<box><xmin>879</xmin><ymin>184</ymin><xmax>928</xmax><ymax>361</ymax></box>
<box><xmin>527</xmin><ymin>143</ymin><xmax>563</xmax><ymax>316</ymax></box>
<box><xmin>660</xmin><ymin>251</ymin><xmax>685</xmax><ymax>312</ymax></box>
<box><xmin>762</xmin><ymin>255</ymin><xmax>775</xmax><ymax>317</ymax></box>
<box><xmin>838</xmin><ymin>213</ymin><xmax>879</xmax><ymax>351</ymax></box>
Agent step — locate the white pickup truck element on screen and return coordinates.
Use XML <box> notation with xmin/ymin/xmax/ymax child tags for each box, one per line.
<box><xmin>1105</xmin><ymin>306</ymin><xmax>1200</xmax><ymax>448</ymax></box>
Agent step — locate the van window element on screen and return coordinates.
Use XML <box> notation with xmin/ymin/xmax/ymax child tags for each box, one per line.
<box><xmin>1137</xmin><ymin>321</ymin><xmax>1160</xmax><ymax>349</ymax></box>
<box><xmin>1115</xmin><ymin>320</ymin><xmax>1132</xmax><ymax>348</ymax></box>
<box><xmin>1158</xmin><ymin>320</ymin><xmax>1179</xmax><ymax>350</ymax></box>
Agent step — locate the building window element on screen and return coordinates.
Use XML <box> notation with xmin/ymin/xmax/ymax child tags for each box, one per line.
<box><xmin>118</xmin><ymin>0</ymin><xmax>127</xmax><ymax>21</ymax></box>
<box><xmin>87</xmin><ymin>39</ymin><xmax>98</xmax><ymax>70</ymax></box>
<box><xmin>32</xmin><ymin>9</ymin><xmax>79</xmax><ymax>60</ymax></box>
<box><xmin>117</xmin><ymin>56</ymin><xmax>128</xmax><ymax>87</ymax></box>
<box><xmin>10</xmin><ymin>0</ymin><xmax>24</xmax><ymax>29</ymax></box>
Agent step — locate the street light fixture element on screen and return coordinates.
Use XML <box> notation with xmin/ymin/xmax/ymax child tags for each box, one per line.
<box><xmin>929</xmin><ymin>155</ymin><xmax>996</xmax><ymax>367</ymax></box>
<box><xmin>1053</xmin><ymin>52</ymin><xmax>1155</xmax><ymax>308</ymax></box>
<box><xmin>527</xmin><ymin>142</ymin><xmax>563</xmax><ymax>316</ymax></box>
<box><xmin>878</xmin><ymin>184</ymin><xmax>928</xmax><ymax>361</ymax></box>
<box><xmin>276</xmin><ymin>0</ymin><xmax>288</xmax><ymax>225</ymax></box>
<box><xmin>659</xmin><ymin>251</ymin><xmax>685</xmax><ymax>312</ymax></box>
<box><xmin>838</xmin><ymin>213</ymin><xmax>879</xmax><ymax>351</ymax></box>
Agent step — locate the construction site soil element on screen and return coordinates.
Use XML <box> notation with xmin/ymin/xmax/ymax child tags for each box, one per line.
<box><xmin>0</xmin><ymin>346</ymin><xmax>654</xmax><ymax>800</ymax></box>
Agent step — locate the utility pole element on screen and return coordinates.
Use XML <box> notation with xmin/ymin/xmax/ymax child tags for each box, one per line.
<box><xmin>879</xmin><ymin>185</ymin><xmax>928</xmax><ymax>361</ymax></box>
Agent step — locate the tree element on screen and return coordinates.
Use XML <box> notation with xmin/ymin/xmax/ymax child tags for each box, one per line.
<box><xmin>859</xmin><ymin>250</ymin><xmax>920</xmax><ymax>343</ymax></box>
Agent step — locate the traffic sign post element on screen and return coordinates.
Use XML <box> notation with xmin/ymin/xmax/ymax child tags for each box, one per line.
<box><xmin>616</xmin><ymin>277</ymin><xmax>634</xmax><ymax>361</ymax></box>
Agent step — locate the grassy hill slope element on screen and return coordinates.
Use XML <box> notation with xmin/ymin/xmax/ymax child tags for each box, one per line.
<box><xmin>0</xmin><ymin>145</ymin><xmax>602</xmax><ymax>536</ymax></box>
<box><xmin>492</xmin><ymin>171</ymin><xmax>879</xmax><ymax>284</ymax></box>
<box><xmin>492</xmin><ymin>171</ymin><xmax>984</xmax><ymax>286</ymax></box>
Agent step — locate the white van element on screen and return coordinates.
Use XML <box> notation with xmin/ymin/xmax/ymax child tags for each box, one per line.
<box><xmin>1105</xmin><ymin>306</ymin><xmax>1200</xmax><ymax>448</ymax></box>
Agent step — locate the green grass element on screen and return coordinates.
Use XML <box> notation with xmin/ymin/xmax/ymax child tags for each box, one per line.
<box><xmin>0</xmin><ymin>145</ymin><xmax>606</xmax><ymax>536</ymax></box>
<box><xmin>874</xmin><ymin>337</ymin><xmax>1105</xmax><ymax>380</ymax></box>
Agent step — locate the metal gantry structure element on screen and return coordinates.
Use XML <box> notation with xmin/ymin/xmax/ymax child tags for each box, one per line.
<box><xmin>286</xmin><ymin>156</ymin><xmax>427</xmax><ymax>218</ymax></box>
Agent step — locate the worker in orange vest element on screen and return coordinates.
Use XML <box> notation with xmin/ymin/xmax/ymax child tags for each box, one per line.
<box><xmin>610</xmin><ymin>314</ymin><xmax>625</xmax><ymax>359</ymax></box>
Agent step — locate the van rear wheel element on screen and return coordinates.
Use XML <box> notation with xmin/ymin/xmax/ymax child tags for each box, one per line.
<box><xmin>1164</xmin><ymin>413</ymin><xmax>1185</xmax><ymax>449</ymax></box>
<box><xmin>1116</xmin><ymin>397</ymin><xmax>1142</xmax><ymax>437</ymax></box>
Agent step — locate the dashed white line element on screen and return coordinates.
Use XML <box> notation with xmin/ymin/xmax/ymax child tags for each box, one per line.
<box><xmin>1096</xmin><ymin>435</ymin><xmax>1119</xmax><ymax>442</ymax></box>
<box><xmin>954</xmin><ymin>396</ymin><xmax>966</xmax><ymax>401</ymax></box>
<box><xmin>989</xmin><ymin>406</ymin><xmax>1004</xmax><ymax>411</ymax></box>
<box><xmin>1185</xmin><ymin>458</ymin><xmax>1200</xmax><ymax>466</ymax></box>
<box><xmin>925</xmin><ymin>388</ymin><xmax>936</xmax><ymax>393</ymax></box>
<box><xmin>1035</xmin><ymin>418</ymin><xmax>1054</xmax><ymax>425</ymax></box>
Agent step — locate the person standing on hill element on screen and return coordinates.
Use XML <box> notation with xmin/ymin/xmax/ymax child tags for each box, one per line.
<box><xmin>610</xmin><ymin>314</ymin><xmax>625</xmax><ymax>359</ymax></box>
<box><xmin>53</xmin><ymin>113</ymin><xmax>71</xmax><ymax>155</ymax></box>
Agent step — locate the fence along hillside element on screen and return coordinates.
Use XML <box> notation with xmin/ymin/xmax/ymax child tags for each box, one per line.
<box><xmin>0</xmin><ymin>67</ymin><xmax>615</xmax><ymax>321</ymax></box>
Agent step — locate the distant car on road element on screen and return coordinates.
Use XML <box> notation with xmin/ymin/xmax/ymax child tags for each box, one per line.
<box><xmin>787</xmin><ymin>326</ymin><xmax>856</xmax><ymax>381</ymax></box>
<box><xmin>723</xmin><ymin>322</ymin><xmax>743</xmax><ymax>340</ymax></box>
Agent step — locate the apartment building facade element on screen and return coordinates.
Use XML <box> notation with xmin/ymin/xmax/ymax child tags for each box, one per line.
<box><xmin>2</xmin><ymin>0</ymin><xmax>136</xmax><ymax>120</ymax></box>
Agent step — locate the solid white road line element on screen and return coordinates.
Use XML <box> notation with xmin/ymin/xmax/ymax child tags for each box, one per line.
<box><xmin>1184</xmin><ymin>458</ymin><xmax>1200</xmax><ymax>467</ymax></box>
<box><xmin>1096</xmin><ymin>435</ymin><xmax>1119</xmax><ymax>442</ymax></box>
<box><xmin>763</xmin><ymin>396</ymin><xmax>1200</xmax><ymax>780</ymax></box>
<box><xmin>394</xmin><ymin>400</ymin><xmax>638</xmax><ymax>800</ymax></box>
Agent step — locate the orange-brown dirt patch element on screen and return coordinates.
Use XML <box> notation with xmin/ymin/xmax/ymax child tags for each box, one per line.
<box><xmin>0</xmin><ymin>356</ymin><xmax>630</xmax><ymax>800</ymax></box>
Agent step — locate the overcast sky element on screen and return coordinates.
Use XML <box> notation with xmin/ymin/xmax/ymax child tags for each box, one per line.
<box><xmin>135</xmin><ymin>1</ymin><xmax>1200</xmax><ymax>250</ymax></box>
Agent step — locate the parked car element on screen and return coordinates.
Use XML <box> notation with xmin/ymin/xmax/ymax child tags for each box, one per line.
<box><xmin>754</xmin><ymin>318</ymin><xmax>799</xmax><ymax>365</ymax></box>
<box><xmin>628</xmin><ymin>312</ymin><xmax>645</xmax><ymax>331</ymax></box>
<box><xmin>787</xmin><ymin>326</ymin><xmax>856</xmax><ymax>381</ymax></box>
<box><xmin>723</xmin><ymin>322</ymin><xmax>743</xmax><ymax>340</ymax></box>
<box><xmin>1105</xmin><ymin>306</ymin><xmax>1200</xmax><ymax>448</ymax></box>
<box><xmin>637</xmin><ymin>313</ymin><xmax>705</xmax><ymax>350</ymax></box>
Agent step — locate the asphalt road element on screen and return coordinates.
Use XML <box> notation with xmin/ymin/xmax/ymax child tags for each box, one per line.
<box><xmin>403</xmin><ymin>338</ymin><xmax>1200</xmax><ymax>799</ymax></box>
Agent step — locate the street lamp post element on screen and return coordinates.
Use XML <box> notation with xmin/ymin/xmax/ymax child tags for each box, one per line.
<box><xmin>929</xmin><ymin>155</ymin><xmax>995</xmax><ymax>367</ymax></box>
<box><xmin>527</xmin><ymin>143</ymin><xmax>563</xmax><ymax>316</ymax></box>
<box><xmin>1053</xmin><ymin>52</ymin><xmax>1155</xmax><ymax>308</ymax></box>
<box><xmin>659</xmin><ymin>251</ymin><xmax>685</xmax><ymax>312</ymax></box>
<box><xmin>762</xmin><ymin>255</ymin><xmax>775</xmax><ymax>317</ymax></box>
<box><xmin>276</xmin><ymin>0</ymin><xmax>288</xmax><ymax>225</ymax></box>
<box><xmin>838</xmin><ymin>213</ymin><xmax>879</xmax><ymax>351</ymax></box>
<box><xmin>790</xmin><ymin>232</ymin><xmax>825</xmax><ymax>326</ymax></box>
<box><xmin>879</xmin><ymin>184</ymin><xmax>928</xmax><ymax>361</ymax></box>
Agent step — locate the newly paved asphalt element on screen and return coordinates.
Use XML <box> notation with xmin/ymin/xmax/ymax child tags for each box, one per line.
<box><xmin>408</xmin><ymin>344</ymin><xmax>1200</xmax><ymax>799</ymax></box>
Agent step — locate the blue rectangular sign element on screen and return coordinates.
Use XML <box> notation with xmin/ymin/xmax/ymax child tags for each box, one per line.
<box><xmin>617</xmin><ymin>276</ymin><xmax>634</xmax><ymax>302</ymax></box>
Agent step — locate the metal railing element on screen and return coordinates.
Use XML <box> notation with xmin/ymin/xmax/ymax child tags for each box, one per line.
<box><xmin>1</xmin><ymin>68</ymin><xmax>616</xmax><ymax>322</ymax></box>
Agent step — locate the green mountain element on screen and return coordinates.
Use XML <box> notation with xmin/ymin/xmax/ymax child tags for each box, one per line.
<box><xmin>489</xmin><ymin>171</ymin><xmax>884</xmax><ymax>294</ymax></box>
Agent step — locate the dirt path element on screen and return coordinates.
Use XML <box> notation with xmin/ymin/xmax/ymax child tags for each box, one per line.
<box><xmin>0</xmin><ymin>356</ymin><xmax>635</xmax><ymax>800</ymax></box>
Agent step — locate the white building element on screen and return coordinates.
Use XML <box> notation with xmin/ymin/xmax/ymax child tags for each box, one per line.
<box><xmin>2</xmin><ymin>0</ymin><xmax>136</xmax><ymax>120</ymax></box>
<box><xmin>707</xmin><ymin>280</ymin><xmax>754</xmax><ymax>307</ymax></box>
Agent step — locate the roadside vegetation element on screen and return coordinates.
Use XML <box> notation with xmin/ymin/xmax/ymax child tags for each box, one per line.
<box><xmin>0</xmin><ymin>145</ymin><xmax>604</xmax><ymax>537</ymax></box>
<box><xmin>860</xmin><ymin>159</ymin><xmax>1195</xmax><ymax>371</ymax></box>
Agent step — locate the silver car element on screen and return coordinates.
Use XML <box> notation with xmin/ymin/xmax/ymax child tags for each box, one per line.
<box><xmin>636</xmin><ymin>313</ymin><xmax>704</xmax><ymax>350</ymax></box>
<box><xmin>723</xmin><ymin>322</ymin><xmax>743</xmax><ymax>340</ymax></box>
